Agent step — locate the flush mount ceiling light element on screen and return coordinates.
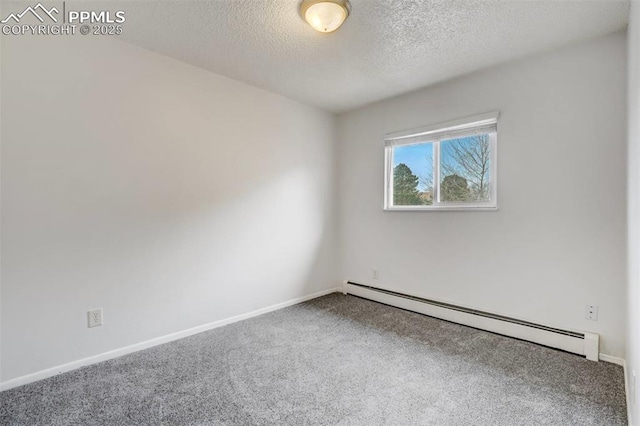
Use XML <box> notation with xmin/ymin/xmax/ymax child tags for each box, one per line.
<box><xmin>300</xmin><ymin>0</ymin><xmax>351</xmax><ymax>33</ymax></box>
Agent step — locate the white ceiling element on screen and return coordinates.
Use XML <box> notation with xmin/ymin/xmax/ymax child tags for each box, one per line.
<box><xmin>113</xmin><ymin>0</ymin><xmax>629</xmax><ymax>113</ymax></box>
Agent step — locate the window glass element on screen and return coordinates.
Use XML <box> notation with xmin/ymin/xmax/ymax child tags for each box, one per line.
<box><xmin>439</xmin><ymin>135</ymin><xmax>491</xmax><ymax>203</ymax></box>
<box><xmin>392</xmin><ymin>143</ymin><xmax>433</xmax><ymax>205</ymax></box>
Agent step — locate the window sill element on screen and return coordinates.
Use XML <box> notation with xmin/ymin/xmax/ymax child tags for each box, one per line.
<box><xmin>384</xmin><ymin>205</ymin><xmax>498</xmax><ymax>212</ymax></box>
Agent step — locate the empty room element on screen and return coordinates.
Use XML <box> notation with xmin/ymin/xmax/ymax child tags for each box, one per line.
<box><xmin>1</xmin><ymin>0</ymin><xmax>639</xmax><ymax>424</ymax></box>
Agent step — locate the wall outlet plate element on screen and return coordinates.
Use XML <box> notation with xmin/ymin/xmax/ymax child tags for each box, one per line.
<box><xmin>585</xmin><ymin>305</ymin><xmax>598</xmax><ymax>321</ymax></box>
<box><xmin>88</xmin><ymin>308</ymin><xmax>103</xmax><ymax>328</ymax></box>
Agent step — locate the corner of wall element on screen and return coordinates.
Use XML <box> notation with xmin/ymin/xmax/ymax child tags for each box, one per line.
<box><xmin>628</xmin><ymin>1</ymin><xmax>640</xmax><ymax>424</ymax></box>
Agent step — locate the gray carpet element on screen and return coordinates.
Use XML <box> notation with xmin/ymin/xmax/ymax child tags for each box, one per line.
<box><xmin>0</xmin><ymin>293</ymin><xmax>628</xmax><ymax>425</ymax></box>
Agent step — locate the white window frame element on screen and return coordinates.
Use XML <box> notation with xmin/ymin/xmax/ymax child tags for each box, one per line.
<box><xmin>384</xmin><ymin>111</ymin><xmax>499</xmax><ymax>211</ymax></box>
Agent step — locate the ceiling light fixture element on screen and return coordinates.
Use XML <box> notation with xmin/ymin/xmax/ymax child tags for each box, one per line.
<box><xmin>300</xmin><ymin>0</ymin><xmax>351</xmax><ymax>33</ymax></box>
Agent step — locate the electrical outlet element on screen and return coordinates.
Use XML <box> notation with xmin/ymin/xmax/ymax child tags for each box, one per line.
<box><xmin>585</xmin><ymin>305</ymin><xmax>598</xmax><ymax>321</ymax></box>
<box><xmin>372</xmin><ymin>268</ymin><xmax>379</xmax><ymax>279</ymax></box>
<box><xmin>88</xmin><ymin>308</ymin><xmax>103</xmax><ymax>328</ymax></box>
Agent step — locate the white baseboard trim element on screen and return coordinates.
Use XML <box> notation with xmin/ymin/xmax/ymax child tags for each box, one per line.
<box><xmin>0</xmin><ymin>287</ymin><xmax>340</xmax><ymax>392</ymax></box>
<box><xmin>599</xmin><ymin>353</ymin><xmax>625</xmax><ymax>366</ymax></box>
<box><xmin>621</xmin><ymin>358</ymin><xmax>633</xmax><ymax>426</ymax></box>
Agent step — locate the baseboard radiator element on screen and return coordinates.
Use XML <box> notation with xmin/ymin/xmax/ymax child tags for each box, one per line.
<box><xmin>342</xmin><ymin>281</ymin><xmax>600</xmax><ymax>361</ymax></box>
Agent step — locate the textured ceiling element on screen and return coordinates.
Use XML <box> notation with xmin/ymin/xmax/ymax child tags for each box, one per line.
<box><xmin>107</xmin><ymin>0</ymin><xmax>629</xmax><ymax>113</ymax></box>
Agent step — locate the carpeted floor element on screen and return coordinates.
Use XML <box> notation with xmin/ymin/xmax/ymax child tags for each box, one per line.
<box><xmin>0</xmin><ymin>293</ymin><xmax>628</xmax><ymax>425</ymax></box>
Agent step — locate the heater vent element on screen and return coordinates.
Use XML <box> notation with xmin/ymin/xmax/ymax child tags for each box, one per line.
<box><xmin>343</xmin><ymin>281</ymin><xmax>599</xmax><ymax>361</ymax></box>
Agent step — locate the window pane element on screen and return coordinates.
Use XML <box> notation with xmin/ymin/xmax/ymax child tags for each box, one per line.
<box><xmin>439</xmin><ymin>134</ymin><xmax>492</xmax><ymax>203</ymax></box>
<box><xmin>392</xmin><ymin>143</ymin><xmax>433</xmax><ymax>205</ymax></box>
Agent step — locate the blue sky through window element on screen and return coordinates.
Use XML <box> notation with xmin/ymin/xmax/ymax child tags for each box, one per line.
<box><xmin>392</xmin><ymin>143</ymin><xmax>432</xmax><ymax>191</ymax></box>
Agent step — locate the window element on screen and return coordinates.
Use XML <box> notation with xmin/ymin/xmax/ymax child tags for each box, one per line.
<box><xmin>384</xmin><ymin>112</ymin><xmax>498</xmax><ymax>210</ymax></box>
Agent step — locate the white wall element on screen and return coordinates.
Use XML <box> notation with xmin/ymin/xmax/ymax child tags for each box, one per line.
<box><xmin>0</xmin><ymin>35</ymin><xmax>338</xmax><ymax>383</ymax></box>
<box><xmin>628</xmin><ymin>1</ymin><xmax>640</xmax><ymax>422</ymax></box>
<box><xmin>337</xmin><ymin>32</ymin><xmax>627</xmax><ymax>357</ymax></box>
